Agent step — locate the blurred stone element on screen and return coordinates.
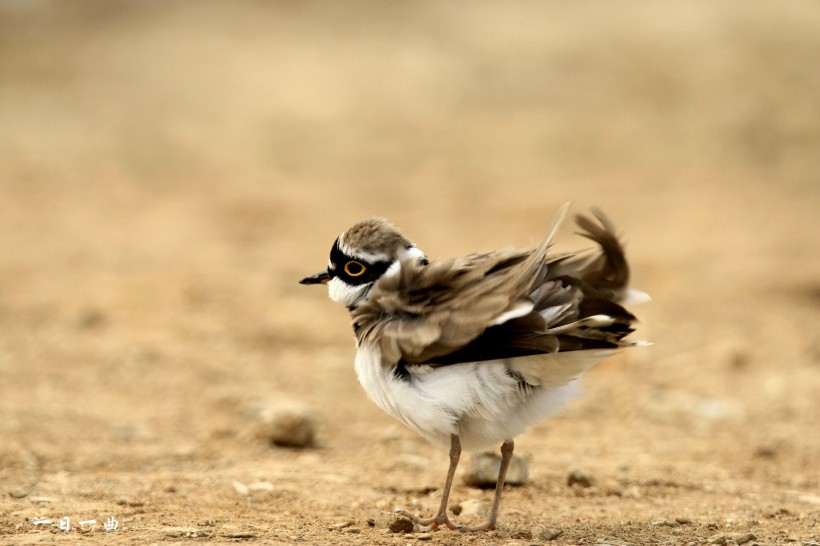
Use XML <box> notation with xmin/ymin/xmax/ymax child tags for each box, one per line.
<box><xmin>248</xmin><ymin>481</ymin><xmax>274</xmax><ymax>492</ymax></box>
<box><xmin>248</xmin><ymin>398</ymin><xmax>316</xmax><ymax>448</ymax></box>
<box><xmin>754</xmin><ymin>444</ymin><xmax>777</xmax><ymax>459</ymax></box>
<box><xmin>232</xmin><ymin>480</ymin><xmax>249</xmax><ymax>495</ymax></box>
<box><xmin>601</xmin><ymin>478</ymin><xmax>624</xmax><ymax>496</ymax></box>
<box><xmin>567</xmin><ymin>468</ymin><xmax>596</xmax><ymax>488</ymax></box>
<box><xmin>797</xmin><ymin>493</ymin><xmax>820</xmax><ymax>505</ymax></box>
<box><xmin>531</xmin><ymin>524</ymin><xmax>563</xmax><ymax>541</ymax></box>
<box><xmin>463</xmin><ymin>452</ymin><xmax>529</xmax><ymax>488</ymax></box>
<box><xmin>455</xmin><ymin>499</ymin><xmax>488</xmax><ymax>519</ymax></box>
<box><xmin>388</xmin><ymin>515</ymin><xmax>415</xmax><ymax>533</ymax></box>
<box><xmin>74</xmin><ymin>307</ymin><xmax>107</xmax><ymax>330</ymax></box>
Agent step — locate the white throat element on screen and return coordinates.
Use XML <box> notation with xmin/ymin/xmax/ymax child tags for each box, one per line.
<box><xmin>327</xmin><ymin>278</ymin><xmax>372</xmax><ymax>308</ymax></box>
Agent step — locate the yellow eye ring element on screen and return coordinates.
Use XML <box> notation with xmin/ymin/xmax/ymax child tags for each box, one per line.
<box><xmin>344</xmin><ymin>260</ymin><xmax>366</xmax><ymax>277</ymax></box>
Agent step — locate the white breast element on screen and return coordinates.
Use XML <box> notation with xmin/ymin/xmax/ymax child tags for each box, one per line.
<box><xmin>353</xmin><ymin>345</ymin><xmax>596</xmax><ymax>451</ymax></box>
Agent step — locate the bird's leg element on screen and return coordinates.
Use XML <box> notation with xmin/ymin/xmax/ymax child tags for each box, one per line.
<box><xmin>395</xmin><ymin>434</ymin><xmax>463</xmax><ymax>530</ymax></box>
<box><xmin>458</xmin><ymin>439</ymin><xmax>514</xmax><ymax>531</ymax></box>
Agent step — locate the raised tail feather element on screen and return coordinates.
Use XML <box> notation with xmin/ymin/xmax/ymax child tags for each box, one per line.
<box><xmin>531</xmin><ymin>208</ymin><xmax>647</xmax><ymax>350</ymax></box>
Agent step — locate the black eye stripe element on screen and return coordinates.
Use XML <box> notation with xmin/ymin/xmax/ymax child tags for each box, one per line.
<box><xmin>329</xmin><ymin>239</ymin><xmax>392</xmax><ymax>285</ymax></box>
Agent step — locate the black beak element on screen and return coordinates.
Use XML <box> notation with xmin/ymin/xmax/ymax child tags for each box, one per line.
<box><xmin>299</xmin><ymin>271</ymin><xmax>331</xmax><ymax>285</ymax></box>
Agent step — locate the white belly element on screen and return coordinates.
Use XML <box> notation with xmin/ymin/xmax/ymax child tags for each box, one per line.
<box><xmin>353</xmin><ymin>345</ymin><xmax>601</xmax><ymax>451</ymax></box>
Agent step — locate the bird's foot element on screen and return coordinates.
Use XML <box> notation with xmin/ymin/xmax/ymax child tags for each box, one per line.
<box><xmin>394</xmin><ymin>509</ymin><xmax>496</xmax><ymax>532</ymax></box>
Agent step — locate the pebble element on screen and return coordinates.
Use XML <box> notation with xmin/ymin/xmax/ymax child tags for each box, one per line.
<box><xmin>456</xmin><ymin>498</ymin><xmax>489</xmax><ymax>519</ymax></box>
<box><xmin>764</xmin><ymin>507</ymin><xmax>790</xmax><ymax>517</ymax></box>
<box><xmin>248</xmin><ymin>398</ymin><xmax>316</xmax><ymax>448</ymax></box>
<box><xmin>463</xmin><ymin>452</ymin><xmax>529</xmax><ymax>488</ymax></box>
<box><xmin>531</xmin><ymin>524</ymin><xmax>563</xmax><ymax>541</ymax></box>
<box><xmin>248</xmin><ymin>481</ymin><xmax>274</xmax><ymax>492</ymax></box>
<box><xmin>74</xmin><ymin>307</ymin><xmax>107</xmax><ymax>329</ymax></box>
<box><xmin>232</xmin><ymin>480</ymin><xmax>250</xmax><ymax>495</ymax></box>
<box><xmin>651</xmin><ymin>519</ymin><xmax>680</xmax><ymax>527</ymax></box>
<box><xmin>797</xmin><ymin>494</ymin><xmax>820</xmax><ymax>505</ymax></box>
<box><xmin>567</xmin><ymin>468</ymin><xmax>597</xmax><ymax>488</ymax></box>
<box><xmin>389</xmin><ymin>516</ymin><xmax>415</xmax><ymax>533</ymax></box>
<box><xmin>8</xmin><ymin>488</ymin><xmax>28</xmax><ymax>499</ymax></box>
<box><xmin>601</xmin><ymin>479</ymin><xmax>623</xmax><ymax>496</ymax></box>
<box><xmin>735</xmin><ymin>533</ymin><xmax>756</xmax><ymax>545</ymax></box>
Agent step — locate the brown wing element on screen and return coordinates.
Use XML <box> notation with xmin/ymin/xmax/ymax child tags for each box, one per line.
<box><xmin>351</xmin><ymin>205</ymin><xmax>642</xmax><ymax>368</ymax></box>
<box><xmin>351</xmin><ymin>204</ymin><xmax>572</xmax><ymax>365</ymax></box>
<box><xmin>352</xmin><ymin>249</ymin><xmax>545</xmax><ymax>364</ymax></box>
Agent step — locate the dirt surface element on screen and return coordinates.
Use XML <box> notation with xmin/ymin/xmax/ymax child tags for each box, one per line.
<box><xmin>1</xmin><ymin>2</ymin><xmax>820</xmax><ymax>545</ymax></box>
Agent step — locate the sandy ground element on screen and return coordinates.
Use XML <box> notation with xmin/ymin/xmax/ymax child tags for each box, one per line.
<box><xmin>1</xmin><ymin>2</ymin><xmax>819</xmax><ymax>545</ymax></box>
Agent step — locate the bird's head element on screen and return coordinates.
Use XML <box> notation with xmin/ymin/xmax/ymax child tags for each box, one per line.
<box><xmin>300</xmin><ymin>218</ymin><xmax>427</xmax><ymax>309</ymax></box>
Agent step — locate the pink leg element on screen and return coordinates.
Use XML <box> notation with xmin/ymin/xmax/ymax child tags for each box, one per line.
<box><xmin>395</xmin><ymin>437</ymin><xmax>515</xmax><ymax>532</ymax></box>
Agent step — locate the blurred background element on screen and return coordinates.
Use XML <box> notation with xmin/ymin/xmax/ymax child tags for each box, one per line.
<box><xmin>1</xmin><ymin>0</ymin><xmax>819</xmax><ymax>541</ymax></box>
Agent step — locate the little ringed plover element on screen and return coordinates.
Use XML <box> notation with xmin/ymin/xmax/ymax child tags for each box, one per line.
<box><xmin>300</xmin><ymin>204</ymin><xmax>648</xmax><ymax>531</ymax></box>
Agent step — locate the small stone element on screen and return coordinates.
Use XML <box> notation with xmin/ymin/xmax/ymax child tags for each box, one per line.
<box><xmin>797</xmin><ymin>494</ymin><xmax>820</xmax><ymax>505</ymax></box>
<box><xmin>329</xmin><ymin>520</ymin><xmax>353</xmax><ymax>530</ymax></box>
<box><xmin>531</xmin><ymin>524</ymin><xmax>563</xmax><ymax>541</ymax></box>
<box><xmin>708</xmin><ymin>535</ymin><xmax>727</xmax><ymax>545</ymax></box>
<box><xmin>735</xmin><ymin>533</ymin><xmax>756</xmax><ymax>545</ymax></box>
<box><xmin>74</xmin><ymin>307</ymin><xmax>107</xmax><ymax>329</ymax></box>
<box><xmin>366</xmin><ymin>519</ymin><xmax>376</xmax><ymax>527</ymax></box>
<box><xmin>675</xmin><ymin>517</ymin><xmax>692</xmax><ymax>525</ymax></box>
<box><xmin>389</xmin><ymin>515</ymin><xmax>415</xmax><ymax>533</ymax></box>
<box><xmin>346</xmin><ymin>527</ymin><xmax>361</xmax><ymax>534</ymax></box>
<box><xmin>8</xmin><ymin>488</ymin><xmax>28</xmax><ymax>499</ymax></box>
<box><xmin>117</xmin><ymin>497</ymin><xmax>145</xmax><ymax>507</ymax></box>
<box><xmin>567</xmin><ymin>469</ymin><xmax>596</xmax><ymax>488</ymax></box>
<box><xmin>456</xmin><ymin>499</ymin><xmax>489</xmax><ymax>519</ymax></box>
<box><xmin>463</xmin><ymin>452</ymin><xmax>529</xmax><ymax>488</ymax></box>
<box><xmin>223</xmin><ymin>532</ymin><xmax>257</xmax><ymax>539</ymax></box>
<box><xmin>232</xmin><ymin>480</ymin><xmax>249</xmax><ymax>495</ymax></box>
<box><xmin>754</xmin><ymin>445</ymin><xmax>777</xmax><ymax>459</ymax></box>
<box><xmin>601</xmin><ymin>479</ymin><xmax>623</xmax><ymax>496</ymax></box>
<box><xmin>651</xmin><ymin>519</ymin><xmax>679</xmax><ymax>527</ymax></box>
<box><xmin>764</xmin><ymin>507</ymin><xmax>790</xmax><ymax>517</ymax></box>
<box><xmin>248</xmin><ymin>398</ymin><xmax>317</xmax><ymax>448</ymax></box>
<box><xmin>248</xmin><ymin>481</ymin><xmax>274</xmax><ymax>492</ymax></box>
<box><xmin>414</xmin><ymin>533</ymin><xmax>433</xmax><ymax>540</ymax></box>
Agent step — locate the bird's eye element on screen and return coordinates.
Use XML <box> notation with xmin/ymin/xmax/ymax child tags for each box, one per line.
<box><xmin>344</xmin><ymin>260</ymin><xmax>366</xmax><ymax>277</ymax></box>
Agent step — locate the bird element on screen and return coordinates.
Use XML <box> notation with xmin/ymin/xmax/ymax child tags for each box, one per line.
<box><xmin>299</xmin><ymin>204</ymin><xmax>648</xmax><ymax>531</ymax></box>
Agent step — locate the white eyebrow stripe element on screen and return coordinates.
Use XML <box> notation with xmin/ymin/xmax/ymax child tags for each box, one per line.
<box><xmin>339</xmin><ymin>244</ymin><xmax>391</xmax><ymax>263</ymax></box>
